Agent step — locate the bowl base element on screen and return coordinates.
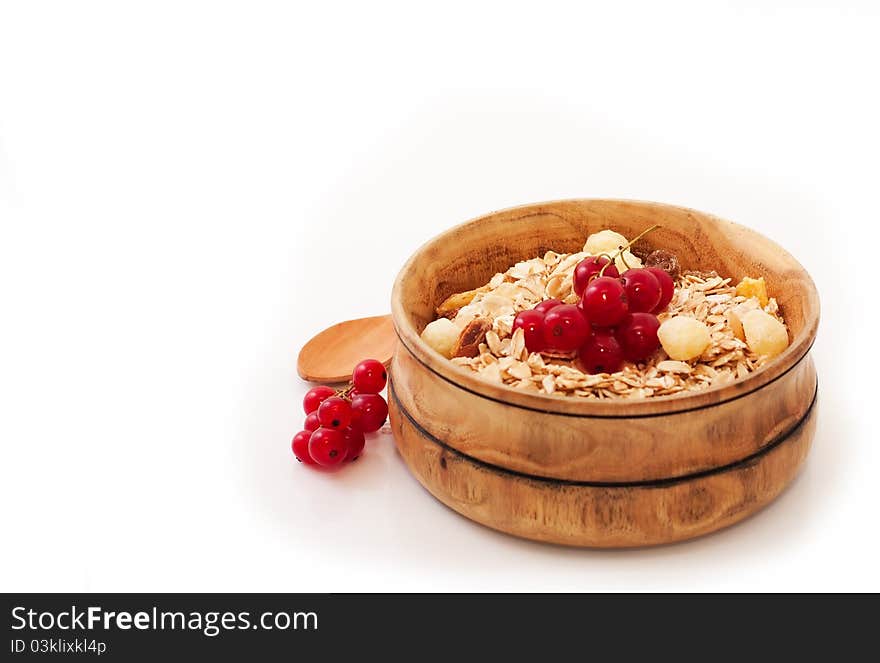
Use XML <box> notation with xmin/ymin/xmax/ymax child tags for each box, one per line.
<box><xmin>389</xmin><ymin>389</ymin><xmax>817</xmax><ymax>548</ymax></box>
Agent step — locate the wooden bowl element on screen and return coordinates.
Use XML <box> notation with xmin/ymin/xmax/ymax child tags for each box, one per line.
<box><xmin>389</xmin><ymin>199</ymin><xmax>819</xmax><ymax>547</ymax></box>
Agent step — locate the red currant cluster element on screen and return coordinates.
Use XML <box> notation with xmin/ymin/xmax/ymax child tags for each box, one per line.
<box><xmin>513</xmin><ymin>234</ymin><xmax>674</xmax><ymax>374</ymax></box>
<box><xmin>291</xmin><ymin>359</ymin><xmax>389</xmax><ymax>468</ymax></box>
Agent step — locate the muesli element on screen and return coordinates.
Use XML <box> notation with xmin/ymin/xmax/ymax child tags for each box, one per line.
<box><xmin>420</xmin><ymin>228</ymin><xmax>789</xmax><ymax>399</ymax></box>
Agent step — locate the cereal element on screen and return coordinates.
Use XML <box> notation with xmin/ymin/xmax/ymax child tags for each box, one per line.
<box><xmin>422</xmin><ymin>230</ymin><xmax>789</xmax><ymax>399</ymax></box>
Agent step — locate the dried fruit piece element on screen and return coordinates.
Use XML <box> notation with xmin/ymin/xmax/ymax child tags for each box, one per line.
<box><xmin>614</xmin><ymin>250</ymin><xmax>643</xmax><ymax>273</ymax></box>
<box><xmin>584</xmin><ymin>229</ymin><xmax>628</xmax><ymax>255</ymax></box>
<box><xmin>741</xmin><ymin>309</ymin><xmax>788</xmax><ymax>359</ymax></box>
<box><xmin>657</xmin><ymin>316</ymin><xmax>711</xmax><ymax>361</ymax></box>
<box><xmin>735</xmin><ymin>276</ymin><xmax>769</xmax><ymax>307</ymax></box>
<box><xmin>629</xmin><ymin>245</ymin><xmax>652</xmax><ymax>262</ymax></box>
<box><xmin>452</xmin><ymin>317</ymin><xmax>492</xmax><ymax>358</ymax></box>
<box><xmin>727</xmin><ymin>300</ymin><xmax>760</xmax><ymax>341</ymax></box>
<box><xmin>435</xmin><ymin>286</ymin><xmax>487</xmax><ymax>318</ymax></box>
<box><xmin>420</xmin><ymin>318</ymin><xmax>460</xmax><ymax>358</ymax></box>
<box><xmin>644</xmin><ymin>249</ymin><xmax>681</xmax><ymax>279</ymax></box>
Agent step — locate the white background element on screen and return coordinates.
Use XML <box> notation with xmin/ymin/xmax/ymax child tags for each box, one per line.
<box><xmin>1</xmin><ymin>1</ymin><xmax>877</xmax><ymax>592</ymax></box>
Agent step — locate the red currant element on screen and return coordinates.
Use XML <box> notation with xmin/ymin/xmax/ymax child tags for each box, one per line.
<box><xmin>513</xmin><ymin>309</ymin><xmax>546</xmax><ymax>353</ymax></box>
<box><xmin>645</xmin><ymin>267</ymin><xmax>674</xmax><ymax>312</ymax></box>
<box><xmin>579</xmin><ymin>330</ymin><xmax>624</xmax><ymax>374</ymax></box>
<box><xmin>621</xmin><ymin>268</ymin><xmax>661</xmax><ymax>313</ymax></box>
<box><xmin>317</xmin><ymin>396</ymin><xmax>352</xmax><ymax>429</ymax></box>
<box><xmin>291</xmin><ymin>430</ymin><xmax>316</xmax><ymax>464</ymax></box>
<box><xmin>351</xmin><ymin>393</ymin><xmax>388</xmax><ymax>433</ymax></box>
<box><xmin>352</xmin><ymin>359</ymin><xmax>387</xmax><ymax>394</ymax></box>
<box><xmin>542</xmin><ymin>304</ymin><xmax>590</xmax><ymax>353</ymax></box>
<box><xmin>616</xmin><ymin>312</ymin><xmax>661</xmax><ymax>362</ymax></box>
<box><xmin>573</xmin><ymin>257</ymin><xmax>619</xmax><ymax>296</ymax></box>
<box><xmin>308</xmin><ymin>427</ymin><xmax>347</xmax><ymax>466</ymax></box>
<box><xmin>533</xmin><ymin>298</ymin><xmax>564</xmax><ymax>315</ymax></box>
<box><xmin>304</xmin><ymin>411</ymin><xmax>321</xmax><ymax>432</ymax></box>
<box><xmin>341</xmin><ymin>426</ymin><xmax>366</xmax><ymax>461</ymax></box>
<box><xmin>580</xmin><ymin>277</ymin><xmax>629</xmax><ymax>327</ymax></box>
<box><xmin>303</xmin><ymin>385</ymin><xmax>336</xmax><ymax>415</ymax></box>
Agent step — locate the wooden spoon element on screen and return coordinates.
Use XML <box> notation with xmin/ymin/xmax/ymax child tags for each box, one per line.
<box><xmin>297</xmin><ymin>314</ymin><xmax>396</xmax><ymax>384</ymax></box>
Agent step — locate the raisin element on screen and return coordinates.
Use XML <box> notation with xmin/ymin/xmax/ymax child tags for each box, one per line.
<box><xmin>644</xmin><ymin>249</ymin><xmax>681</xmax><ymax>279</ymax></box>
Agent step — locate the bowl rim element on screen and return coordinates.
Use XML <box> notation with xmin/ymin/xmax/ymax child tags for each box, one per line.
<box><xmin>390</xmin><ymin>198</ymin><xmax>820</xmax><ymax>417</ymax></box>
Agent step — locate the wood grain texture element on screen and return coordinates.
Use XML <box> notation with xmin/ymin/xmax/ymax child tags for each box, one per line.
<box><xmin>388</xmin><ymin>199</ymin><xmax>820</xmax><ymax>545</ymax></box>
<box><xmin>393</xmin><ymin>340</ymin><xmax>816</xmax><ymax>482</ymax></box>
<box><xmin>297</xmin><ymin>314</ymin><xmax>395</xmax><ymax>383</ymax></box>
<box><xmin>389</xmin><ymin>385</ymin><xmax>817</xmax><ymax>548</ymax></box>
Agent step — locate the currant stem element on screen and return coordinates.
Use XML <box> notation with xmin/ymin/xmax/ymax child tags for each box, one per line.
<box><xmin>597</xmin><ymin>225</ymin><xmax>661</xmax><ymax>278</ymax></box>
<box><xmin>595</xmin><ymin>252</ymin><xmax>615</xmax><ymax>279</ymax></box>
<box><xmin>336</xmin><ymin>383</ymin><xmax>356</xmax><ymax>401</ymax></box>
<box><xmin>623</xmin><ymin>224</ymin><xmax>661</xmax><ymax>251</ymax></box>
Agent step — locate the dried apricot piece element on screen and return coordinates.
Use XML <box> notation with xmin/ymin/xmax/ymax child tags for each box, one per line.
<box><xmin>735</xmin><ymin>276</ymin><xmax>769</xmax><ymax>307</ymax></box>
